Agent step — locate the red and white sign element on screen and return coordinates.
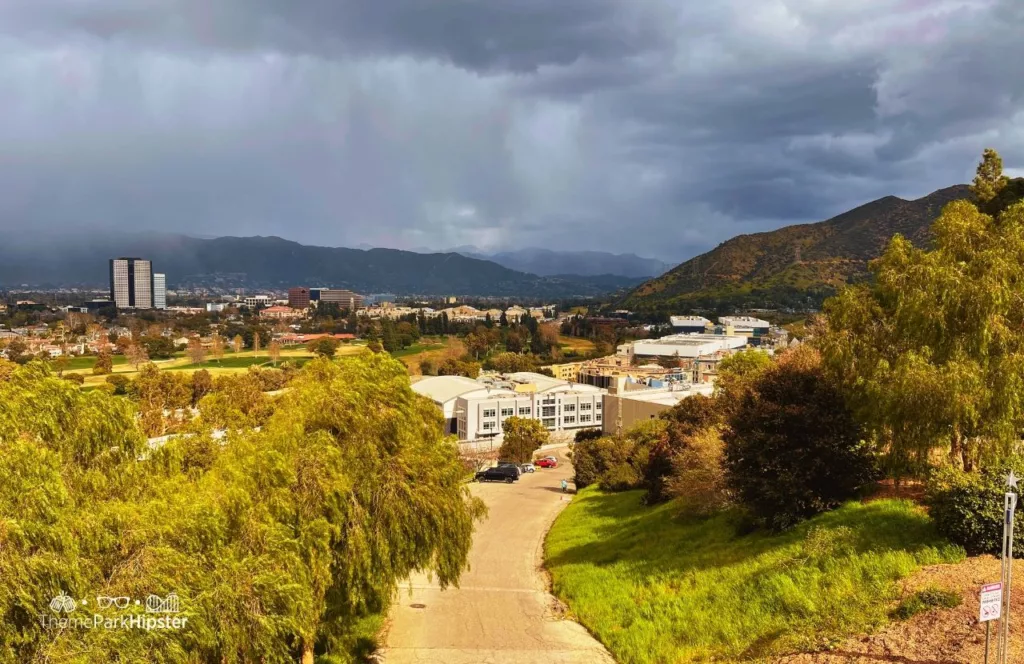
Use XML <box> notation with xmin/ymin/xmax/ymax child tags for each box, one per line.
<box><xmin>980</xmin><ymin>583</ymin><xmax>1003</xmax><ymax>622</ymax></box>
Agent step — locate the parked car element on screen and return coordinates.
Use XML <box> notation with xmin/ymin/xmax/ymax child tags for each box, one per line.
<box><xmin>475</xmin><ymin>466</ymin><xmax>519</xmax><ymax>483</ymax></box>
<box><xmin>520</xmin><ymin>463</ymin><xmax>536</xmax><ymax>473</ymax></box>
<box><xmin>497</xmin><ymin>461</ymin><xmax>522</xmax><ymax>478</ymax></box>
<box><xmin>535</xmin><ymin>456</ymin><xmax>558</xmax><ymax>468</ymax></box>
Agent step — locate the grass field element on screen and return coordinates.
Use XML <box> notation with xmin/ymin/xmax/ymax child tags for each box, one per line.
<box><xmin>398</xmin><ymin>337</ymin><xmax>466</xmax><ymax>375</ymax></box>
<box><xmin>545</xmin><ymin>489</ymin><xmax>964</xmax><ymax>663</ymax></box>
<box><xmin>65</xmin><ymin>345</ymin><xmax>365</xmax><ymax>387</ymax></box>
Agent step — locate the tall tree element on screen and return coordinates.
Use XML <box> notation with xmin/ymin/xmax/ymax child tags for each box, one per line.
<box><xmin>187</xmin><ymin>337</ymin><xmax>207</xmax><ymax>365</ymax></box>
<box><xmin>125</xmin><ymin>342</ymin><xmax>149</xmax><ymax>370</ymax></box>
<box><xmin>820</xmin><ymin>154</ymin><xmax>1024</xmax><ymax>472</ymax></box>
<box><xmin>499</xmin><ymin>416</ymin><xmax>550</xmax><ymax>463</ymax></box>
<box><xmin>210</xmin><ymin>333</ymin><xmax>226</xmax><ymax>363</ymax></box>
<box><xmin>268</xmin><ymin>339</ymin><xmax>283</xmax><ymax>364</ymax></box>
<box><xmin>232</xmin><ymin>334</ymin><xmax>244</xmax><ymax>355</ymax></box>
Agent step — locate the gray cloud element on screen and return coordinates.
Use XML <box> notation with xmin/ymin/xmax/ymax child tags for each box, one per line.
<box><xmin>1</xmin><ymin>0</ymin><xmax>1023</xmax><ymax>263</ymax></box>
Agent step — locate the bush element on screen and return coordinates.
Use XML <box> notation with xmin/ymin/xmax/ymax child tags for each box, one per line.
<box><xmin>571</xmin><ymin>420</ymin><xmax>666</xmax><ymax>491</ymax></box>
<box><xmin>891</xmin><ymin>586</ymin><xmax>961</xmax><ymax>620</ymax></box>
<box><xmin>926</xmin><ymin>463</ymin><xmax>1024</xmax><ymax>555</ymax></box>
<box><xmin>723</xmin><ymin>347</ymin><xmax>877</xmax><ymax>531</ymax></box>
<box><xmin>645</xmin><ymin>394</ymin><xmax>723</xmax><ymax>504</ymax></box>
<box><xmin>664</xmin><ymin>426</ymin><xmax>731</xmax><ymax>515</ymax></box>
<box><xmin>61</xmin><ymin>373</ymin><xmax>85</xmax><ymax>385</ymax></box>
<box><xmin>105</xmin><ymin>374</ymin><xmax>130</xmax><ymax>395</ymax></box>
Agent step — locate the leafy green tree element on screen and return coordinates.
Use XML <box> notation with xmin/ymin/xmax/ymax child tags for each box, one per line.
<box><xmin>308</xmin><ymin>337</ymin><xmax>340</xmax><ymax>358</ymax></box>
<box><xmin>645</xmin><ymin>394</ymin><xmax>723</xmax><ymax>503</ymax></box>
<box><xmin>191</xmin><ymin>368</ymin><xmax>213</xmax><ymax>406</ymax></box>
<box><xmin>819</xmin><ymin>172</ymin><xmax>1024</xmax><ymax>472</ymax></box>
<box><xmin>3</xmin><ymin>338</ymin><xmax>28</xmax><ymax>364</ymax></box>
<box><xmin>724</xmin><ymin>346</ymin><xmax>876</xmax><ymax>530</ymax></box>
<box><xmin>498</xmin><ymin>416</ymin><xmax>550</xmax><ymax>463</ymax></box>
<box><xmin>0</xmin><ymin>352</ymin><xmax>484</xmax><ymax>663</ymax></box>
<box><xmin>970</xmin><ymin>148</ymin><xmax>1024</xmax><ymax>218</ymax></box>
<box><xmin>140</xmin><ymin>335</ymin><xmax>176</xmax><ymax>360</ymax></box>
<box><xmin>437</xmin><ymin>358</ymin><xmax>480</xmax><ymax>378</ymax></box>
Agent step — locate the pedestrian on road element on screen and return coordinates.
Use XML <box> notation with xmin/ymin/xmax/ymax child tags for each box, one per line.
<box><xmin>561</xmin><ymin>479</ymin><xmax>568</xmax><ymax>493</ymax></box>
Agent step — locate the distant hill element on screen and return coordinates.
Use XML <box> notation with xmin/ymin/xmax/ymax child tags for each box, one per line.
<box><xmin>0</xmin><ymin>233</ymin><xmax>642</xmax><ymax>297</ymax></box>
<box><xmin>623</xmin><ymin>185</ymin><xmax>976</xmax><ymax>310</ymax></box>
<box><xmin>450</xmin><ymin>247</ymin><xmax>673</xmax><ymax>278</ymax></box>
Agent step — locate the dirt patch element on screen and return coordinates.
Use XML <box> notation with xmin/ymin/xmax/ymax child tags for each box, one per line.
<box><xmin>401</xmin><ymin>337</ymin><xmax>465</xmax><ymax>375</ymax></box>
<box><xmin>776</xmin><ymin>556</ymin><xmax>1024</xmax><ymax>664</ymax></box>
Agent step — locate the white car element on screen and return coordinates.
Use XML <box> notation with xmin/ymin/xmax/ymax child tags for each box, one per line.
<box><xmin>519</xmin><ymin>463</ymin><xmax>536</xmax><ymax>473</ymax></box>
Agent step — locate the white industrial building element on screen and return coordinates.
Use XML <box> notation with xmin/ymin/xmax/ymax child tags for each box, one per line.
<box><xmin>669</xmin><ymin>315</ymin><xmax>711</xmax><ymax>333</ymax></box>
<box><xmin>411</xmin><ymin>375</ymin><xmax>487</xmax><ymax>435</ymax></box>
<box><xmin>718</xmin><ymin>316</ymin><xmax>770</xmax><ymax>336</ymax></box>
<box><xmin>412</xmin><ymin>372</ymin><xmax>605</xmax><ymax>441</ymax></box>
<box><xmin>619</xmin><ymin>334</ymin><xmax>748</xmax><ymax>360</ymax></box>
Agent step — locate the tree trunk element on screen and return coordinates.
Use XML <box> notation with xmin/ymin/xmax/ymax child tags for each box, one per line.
<box><xmin>300</xmin><ymin>642</ymin><xmax>314</xmax><ymax>664</ymax></box>
<box><xmin>950</xmin><ymin>431</ymin><xmax>965</xmax><ymax>470</ymax></box>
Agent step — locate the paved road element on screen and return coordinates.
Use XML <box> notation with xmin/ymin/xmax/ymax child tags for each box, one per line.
<box><xmin>380</xmin><ymin>450</ymin><xmax>615</xmax><ymax>664</ymax></box>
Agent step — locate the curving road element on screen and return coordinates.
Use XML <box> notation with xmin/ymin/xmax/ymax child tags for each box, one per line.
<box><xmin>380</xmin><ymin>449</ymin><xmax>615</xmax><ymax>664</ymax></box>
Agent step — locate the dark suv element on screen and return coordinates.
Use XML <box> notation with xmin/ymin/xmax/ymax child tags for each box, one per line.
<box><xmin>475</xmin><ymin>465</ymin><xmax>519</xmax><ymax>483</ymax></box>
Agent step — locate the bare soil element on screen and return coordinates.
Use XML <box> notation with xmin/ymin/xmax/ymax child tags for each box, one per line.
<box><xmin>776</xmin><ymin>555</ymin><xmax>1024</xmax><ymax>664</ymax></box>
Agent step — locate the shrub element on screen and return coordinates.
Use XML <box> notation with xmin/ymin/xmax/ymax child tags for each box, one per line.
<box><xmin>926</xmin><ymin>463</ymin><xmax>1024</xmax><ymax>555</ymax></box>
<box><xmin>571</xmin><ymin>420</ymin><xmax>665</xmax><ymax>491</ymax></box>
<box><xmin>803</xmin><ymin>525</ymin><xmax>856</xmax><ymax>559</ymax></box>
<box><xmin>105</xmin><ymin>374</ymin><xmax>130</xmax><ymax>395</ymax></box>
<box><xmin>645</xmin><ymin>394</ymin><xmax>722</xmax><ymax>504</ymax></box>
<box><xmin>891</xmin><ymin>587</ymin><xmax>961</xmax><ymax>620</ymax></box>
<box><xmin>664</xmin><ymin>427</ymin><xmax>731</xmax><ymax>515</ymax></box>
<box><xmin>723</xmin><ymin>346</ymin><xmax>877</xmax><ymax>531</ymax></box>
<box><xmin>61</xmin><ymin>373</ymin><xmax>85</xmax><ymax>385</ymax></box>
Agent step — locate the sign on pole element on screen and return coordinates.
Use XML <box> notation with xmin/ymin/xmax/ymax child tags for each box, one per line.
<box><xmin>981</xmin><ymin>583</ymin><xmax>1003</xmax><ymax>622</ymax></box>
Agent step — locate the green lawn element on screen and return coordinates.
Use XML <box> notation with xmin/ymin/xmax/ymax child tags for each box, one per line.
<box><xmin>389</xmin><ymin>341</ymin><xmax>446</xmax><ymax>359</ymax></box>
<box><xmin>545</xmin><ymin>489</ymin><xmax>964</xmax><ymax>663</ymax></box>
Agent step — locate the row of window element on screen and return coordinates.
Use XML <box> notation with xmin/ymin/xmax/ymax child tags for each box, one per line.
<box><xmin>482</xmin><ymin>401</ymin><xmax>602</xmax><ymax>421</ymax></box>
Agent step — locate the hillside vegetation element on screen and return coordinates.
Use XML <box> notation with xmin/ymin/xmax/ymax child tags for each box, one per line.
<box><xmin>546</xmin><ymin>489</ymin><xmax>963</xmax><ymax>663</ymax></box>
<box><xmin>624</xmin><ymin>185</ymin><xmax>975</xmax><ymax>310</ymax></box>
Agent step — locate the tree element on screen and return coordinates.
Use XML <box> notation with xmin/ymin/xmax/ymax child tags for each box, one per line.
<box><xmin>210</xmin><ymin>333</ymin><xmax>226</xmax><ymax>362</ymax></box>
<box><xmin>125</xmin><ymin>342</ymin><xmax>149</xmax><ymax>370</ymax></box>
<box><xmin>645</xmin><ymin>394</ymin><xmax>723</xmax><ymax>503</ymax></box>
<box><xmin>129</xmin><ymin>364</ymin><xmax>193</xmax><ymax>436</ymax></box>
<box><xmin>232</xmin><ymin>334</ymin><xmax>243</xmax><ymax>354</ymax></box>
<box><xmin>92</xmin><ymin>348</ymin><xmax>113</xmax><ymax>375</ymax></box>
<box><xmin>253</xmin><ymin>332</ymin><xmax>261</xmax><ymax>358</ymax></box>
<box><xmin>191</xmin><ymin>369</ymin><xmax>213</xmax><ymax>406</ymax></box>
<box><xmin>971</xmin><ymin>147</ymin><xmax>1008</xmax><ymax>214</ymax></box>
<box><xmin>437</xmin><ymin>358</ymin><xmax>480</xmax><ymax>378</ymax></box>
<box><xmin>724</xmin><ymin>346</ymin><xmax>876</xmax><ymax>530</ymax></box>
<box><xmin>819</xmin><ymin>165</ymin><xmax>1024</xmax><ymax>473</ymax></box>
<box><xmin>486</xmin><ymin>351</ymin><xmax>534</xmax><ymax>373</ymax></box>
<box><xmin>308</xmin><ymin>337</ymin><xmax>340</xmax><ymax>358</ymax></box>
<box><xmin>499</xmin><ymin>416</ymin><xmax>550</xmax><ymax>463</ymax></box>
<box><xmin>140</xmin><ymin>335</ymin><xmax>175</xmax><ymax>359</ymax></box>
<box><xmin>0</xmin><ymin>355</ymin><xmax>484</xmax><ymax>663</ymax></box>
<box><xmin>268</xmin><ymin>339</ymin><xmax>283</xmax><ymax>364</ymax></box>
<box><xmin>187</xmin><ymin>337</ymin><xmax>207</xmax><ymax>365</ymax></box>
<box><xmin>3</xmin><ymin>338</ymin><xmax>28</xmax><ymax>364</ymax></box>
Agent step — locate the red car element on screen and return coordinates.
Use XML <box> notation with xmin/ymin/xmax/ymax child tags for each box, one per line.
<box><xmin>535</xmin><ymin>456</ymin><xmax>558</xmax><ymax>468</ymax></box>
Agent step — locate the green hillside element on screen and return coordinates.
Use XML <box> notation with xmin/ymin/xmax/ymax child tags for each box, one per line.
<box><xmin>624</xmin><ymin>185</ymin><xmax>974</xmax><ymax>310</ymax></box>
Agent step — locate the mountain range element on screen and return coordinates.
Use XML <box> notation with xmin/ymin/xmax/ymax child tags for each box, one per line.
<box><xmin>623</xmin><ymin>184</ymin><xmax>976</xmax><ymax>310</ymax></box>
<box><xmin>0</xmin><ymin>233</ymin><xmax>643</xmax><ymax>297</ymax></box>
<box><xmin>437</xmin><ymin>247</ymin><xmax>673</xmax><ymax>278</ymax></box>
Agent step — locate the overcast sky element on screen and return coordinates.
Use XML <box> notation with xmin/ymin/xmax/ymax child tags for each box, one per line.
<box><xmin>1</xmin><ymin>0</ymin><xmax>1022</xmax><ymax>262</ymax></box>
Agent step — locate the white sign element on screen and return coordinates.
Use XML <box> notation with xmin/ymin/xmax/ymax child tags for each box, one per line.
<box><xmin>981</xmin><ymin>582</ymin><xmax>1003</xmax><ymax>622</ymax></box>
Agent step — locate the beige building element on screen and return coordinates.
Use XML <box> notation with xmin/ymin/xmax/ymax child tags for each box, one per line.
<box><xmin>602</xmin><ymin>379</ymin><xmax>715</xmax><ymax>435</ymax></box>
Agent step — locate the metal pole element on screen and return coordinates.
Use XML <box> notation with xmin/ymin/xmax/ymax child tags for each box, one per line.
<box><xmin>1006</xmin><ymin>493</ymin><xmax>1016</xmax><ymax>664</ymax></box>
<box><xmin>987</xmin><ymin>620</ymin><xmax>992</xmax><ymax>664</ymax></box>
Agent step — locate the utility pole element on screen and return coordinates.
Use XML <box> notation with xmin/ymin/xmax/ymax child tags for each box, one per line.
<box><xmin>999</xmin><ymin>471</ymin><xmax>1018</xmax><ymax>664</ymax></box>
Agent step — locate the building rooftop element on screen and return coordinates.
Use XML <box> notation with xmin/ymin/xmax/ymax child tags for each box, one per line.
<box><xmin>411</xmin><ymin>375</ymin><xmax>486</xmax><ymax>404</ymax></box>
<box><xmin>615</xmin><ymin>383</ymin><xmax>715</xmax><ymax>406</ymax></box>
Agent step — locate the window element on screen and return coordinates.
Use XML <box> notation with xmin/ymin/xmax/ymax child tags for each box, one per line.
<box><xmin>542</xmin><ymin>406</ymin><xmax>556</xmax><ymax>417</ymax></box>
<box><xmin>564</xmin><ymin>415</ymin><xmax>576</xmax><ymax>424</ymax></box>
<box><xmin>580</xmin><ymin>403</ymin><xmax>592</xmax><ymax>411</ymax></box>
<box><xmin>595</xmin><ymin>415</ymin><xmax>602</xmax><ymax>422</ymax></box>
<box><xmin>500</xmin><ymin>408</ymin><xmax>514</xmax><ymax>417</ymax></box>
<box><xmin>564</xmin><ymin>403</ymin><xmax>576</xmax><ymax>412</ymax></box>
<box><xmin>518</xmin><ymin>406</ymin><xmax>531</xmax><ymax>416</ymax></box>
<box><xmin>581</xmin><ymin>414</ymin><xmax>592</xmax><ymax>423</ymax></box>
<box><xmin>542</xmin><ymin>397</ymin><xmax>556</xmax><ymax>405</ymax></box>
<box><xmin>482</xmin><ymin>421</ymin><xmax>496</xmax><ymax>431</ymax></box>
<box><xmin>483</xmin><ymin>409</ymin><xmax>496</xmax><ymax>418</ymax></box>
<box><xmin>595</xmin><ymin>402</ymin><xmax>602</xmax><ymax>410</ymax></box>
<box><xmin>542</xmin><ymin>418</ymin><xmax>556</xmax><ymax>428</ymax></box>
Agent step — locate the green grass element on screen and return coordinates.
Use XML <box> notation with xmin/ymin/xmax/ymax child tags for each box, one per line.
<box><xmin>544</xmin><ymin>489</ymin><xmax>965</xmax><ymax>663</ymax></box>
<box><xmin>891</xmin><ymin>586</ymin><xmax>961</xmax><ymax>620</ymax></box>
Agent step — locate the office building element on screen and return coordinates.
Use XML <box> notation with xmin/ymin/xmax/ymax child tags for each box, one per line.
<box><xmin>313</xmin><ymin>289</ymin><xmax>364</xmax><ymax>310</ymax></box>
<box><xmin>153</xmin><ymin>273</ymin><xmax>167</xmax><ymax>309</ymax></box>
<box><xmin>109</xmin><ymin>258</ymin><xmax>154</xmax><ymax>309</ymax></box>
<box><xmin>412</xmin><ymin>372</ymin><xmax>605</xmax><ymax>441</ymax></box>
<box><xmin>288</xmin><ymin>287</ymin><xmax>311</xmax><ymax>309</ymax></box>
<box><xmin>602</xmin><ymin>378</ymin><xmax>715</xmax><ymax>435</ymax></box>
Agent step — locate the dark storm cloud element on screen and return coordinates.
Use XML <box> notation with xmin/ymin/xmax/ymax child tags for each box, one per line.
<box><xmin>1</xmin><ymin>0</ymin><xmax>1022</xmax><ymax>262</ymax></box>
